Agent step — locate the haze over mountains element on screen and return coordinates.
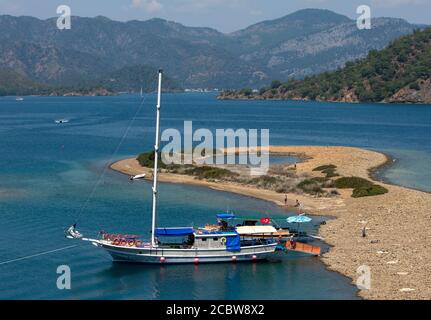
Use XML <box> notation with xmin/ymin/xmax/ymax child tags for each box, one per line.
<box><xmin>0</xmin><ymin>9</ymin><xmax>423</xmax><ymax>95</ymax></box>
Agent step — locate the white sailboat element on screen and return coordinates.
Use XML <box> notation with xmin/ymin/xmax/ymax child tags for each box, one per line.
<box><xmin>67</xmin><ymin>70</ymin><xmax>277</xmax><ymax>264</ymax></box>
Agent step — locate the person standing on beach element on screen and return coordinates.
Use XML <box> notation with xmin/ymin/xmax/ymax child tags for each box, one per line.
<box><xmin>295</xmin><ymin>199</ymin><xmax>303</xmax><ymax>214</ymax></box>
<box><xmin>284</xmin><ymin>195</ymin><xmax>288</xmax><ymax>206</ymax></box>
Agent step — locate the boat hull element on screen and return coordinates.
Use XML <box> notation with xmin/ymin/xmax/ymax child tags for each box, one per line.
<box><xmin>95</xmin><ymin>241</ymin><xmax>277</xmax><ymax>264</ymax></box>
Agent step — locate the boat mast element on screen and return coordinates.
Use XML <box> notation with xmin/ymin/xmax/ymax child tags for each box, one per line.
<box><xmin>151</xmin><ymin>70</ymin><xmax>163</xmax><ymax>247</ymax></box>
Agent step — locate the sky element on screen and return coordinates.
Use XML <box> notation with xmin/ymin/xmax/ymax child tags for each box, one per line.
<box><xmin>0</xmin><ymin>0</ymin><xmax>429</xmax><ymax>32</ymax></box>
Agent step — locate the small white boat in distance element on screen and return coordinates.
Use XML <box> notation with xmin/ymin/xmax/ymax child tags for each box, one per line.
<box><xmin>55</xmin><ymin>119</ymin><xmax>69</xmax><ymax>124</ymax></box>
<box><xmin>16</xmin><ymin>97</ymin><xmax>24</xmax><ymax>101</ymax></box>
<box><xmin>130</xmin><ymin>174</ymin><xmax>146</xmax><ymax>181</ymax></box>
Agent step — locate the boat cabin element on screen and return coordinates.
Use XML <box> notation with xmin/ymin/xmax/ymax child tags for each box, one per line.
<box><xmin>155</xmin><ymin>227</ymin><xmax>244</xmax><ymax>251</ymax></box>
<box><xmin>194</xmin><ymin>232</ymin><xmax>239</xmax><ymax>250</ymax></box>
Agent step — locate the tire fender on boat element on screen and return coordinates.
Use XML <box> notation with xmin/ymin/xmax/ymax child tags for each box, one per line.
<box><xmin>128</xmin><ymin>240</ymin><xmax>136</xmax><ymax>247</ymax></box>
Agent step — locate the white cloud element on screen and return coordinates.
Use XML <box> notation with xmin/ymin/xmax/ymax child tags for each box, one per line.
<box><xmin>131</xmin><ymin>0</ymin><xmax>163</xmax><ymax>13</ymax></box>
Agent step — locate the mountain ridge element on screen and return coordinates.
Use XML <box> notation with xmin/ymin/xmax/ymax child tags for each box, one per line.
<box><xmin>219</xmin><ymin>28</ymin><xmax>431</xmax><ymax>104</ymax></box>
<box><xmin>0</xmin><ymin>9</ymin><xmax>426</xmax><ymax>95</ymax></box>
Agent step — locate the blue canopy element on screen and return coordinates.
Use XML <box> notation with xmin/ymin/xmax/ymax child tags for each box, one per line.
<box><xmin>217</xmin><ymin>213</ymin><xmax>235</xmax><ymax>220</ymax></box>
<box><xmin>155</xmin><ymin>227</ymin><xmax>194</xmax><ymax>237</ymax></box>
<box><xmin>226</xmin><ymin>234</ymin><xmax>241</xmax><ymax>252</ymax></box>
<box><xmin>287</xmin><ymin>215</ymin><xmax>312</xmax><ymax>224</ymax></box>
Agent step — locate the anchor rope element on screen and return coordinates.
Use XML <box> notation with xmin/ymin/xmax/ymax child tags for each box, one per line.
<box><xmin>1</xmin><ymin>95</ymin><xmax>151</xmax><ymax>267</ymax></box>
<box><xmin>72</xmin><ymin>94</ymin><xmax>148</xmax><ymax>226</ymax></box>
<box><xmin>0</xmin><ymin>244</ymin><xmax>81</xmax><ymax>266</ymax></box>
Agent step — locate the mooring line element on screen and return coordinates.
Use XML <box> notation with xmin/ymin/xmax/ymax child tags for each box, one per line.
<box><xmin>0</xmin><ymin>244</ymin><xmax>80</xmax><ymax>266</ymax></box>
<box><xmin>73</xmin><ymin>95</ymin><xmax>148</xmax><ymax>225</ymax></box>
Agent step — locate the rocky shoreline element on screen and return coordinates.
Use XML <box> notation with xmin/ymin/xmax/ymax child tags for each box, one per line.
<box><xmin>218</xmin><ymin>79</ymin><xmax>431</xmax><ymax>104</ymax></box>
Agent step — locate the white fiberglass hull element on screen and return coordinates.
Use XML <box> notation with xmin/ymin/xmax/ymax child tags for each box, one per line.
<box><xmin>94</xmin><ymin>241</ymin><xmax>277</xmax><ymax>264</ymax></box>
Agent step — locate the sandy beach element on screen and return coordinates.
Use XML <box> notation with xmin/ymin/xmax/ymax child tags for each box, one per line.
<box><xmin>111</xmin><ymin>146</ymin><xmax>431</xmax><ymax>300</ymax></box>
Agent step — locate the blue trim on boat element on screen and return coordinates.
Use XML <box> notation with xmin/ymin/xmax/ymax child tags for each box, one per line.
<box><xmin>155</xmin><ymin>227</ymin><xmax>194</xmax><ymax>237</ymax></box>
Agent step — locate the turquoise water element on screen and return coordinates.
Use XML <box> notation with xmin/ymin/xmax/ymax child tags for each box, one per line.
<box><xmin>1</xmin><ymin>93</ymin><xmax>430</xmax><ymax>300</ymax></box>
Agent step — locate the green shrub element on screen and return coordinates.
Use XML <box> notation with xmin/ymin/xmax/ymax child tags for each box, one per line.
<box><xmin>271</xmin><ymin>80</ymin><xmax>282</xmax><ymax>89</ymax></box>
<box><xmin>137</xmin><ymin>151</ymin><xmax>167</xmax><ymax>169</ymax></box>
<box><xmin>313</xmin><ymin>164</ymin><xmax>337</xmax><ymax>171</ymax></box>
<box><xmin>334</xmin><ymin>177</ymin><xmax>373</xmax><ymax>189</ymax></box>
<box><xmin>240</xmin><ymin>88</ymin><xmax>253</xmax><ymax>96</ymax></box>
<box><xmin>311</xmin><ymin>177</ymin><xmax>328</xmax><ymax>183</ymax></box>
<box><xmin>409</xmin><ymin>81</ymin><xmax>420</xmax><ymax>90</ymax></box>
<box><xmin>297</xmin><ymin>179</ymin><xmax>323</xmax><ymax>195</ymax></box>
<box><xmin>352</xmin><ymin>185</ymin><xmax>388</xmax><ymax>198</ymax></box>
<box><xmin>297</xmin><ymin>179</ymin><xmax>316</xmax><ymax>188</ymax></box>
<box><xmin>184</xmin><ymin>166</ymin><xmax>238</xmax><ymax>180</ymax></box>
<box><xmin>322</xmin><ymin>168</ymin><xmax>340</xmax><ymax>178</ymax></box>
<box><xmin>249</xmin><ymin>175</ymin><xmax>281</xmax><ymax>189</ymax></box>
<box><xmin>335</xmin><ymin>177</ymin><xmax>388</xmax><ymax>198</ymax></box>
<box><xmin>313</xmin><ymin>164</ymin><xmax>339</xmax><ymax>178</ymax></box>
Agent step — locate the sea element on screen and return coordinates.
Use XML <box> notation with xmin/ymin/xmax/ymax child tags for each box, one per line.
<box><xmin>0</xmin><ymin>93</ymin><xmax>430</xmax><ymax>299</ymax></box>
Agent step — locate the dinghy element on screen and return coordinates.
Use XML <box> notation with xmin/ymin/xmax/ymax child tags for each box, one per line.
<box><xmin>130</xmin><ymin>174</ymin><xmax>146</xmax><ymax>181</ymax></box>
<box><xmin>55</xmin><ymin>119</ymin><xmax>69</xmax><ymax>124</ymax></box>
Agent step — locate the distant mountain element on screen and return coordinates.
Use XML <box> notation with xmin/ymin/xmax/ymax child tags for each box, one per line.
<box><xmin>0</xmin><ymin>9</ymin><xmax>425</xmax><ymax>95</ymax></box>
<box><xmin>219</xmin><ymin>28</ymin><xmax>431</xmax><ymax>104</ymax></box>
<box><xmin>229</xmin><ymin>9</ymin><xmax>420</xmax><ymax>80</ymax></box>
<box><xmin>0</xmin><ymin>40</ymin><xmax>107</xmax><ymax>86</ymax></box>
<box><xmin>96</xmin><ymin>65</ymin><xmax>180</xmax><ymax>93</ymax></box>
<box><xmin>0</xmin><ymin>68</ymin><xmax>48</xmax><ymax>96</ymax></box>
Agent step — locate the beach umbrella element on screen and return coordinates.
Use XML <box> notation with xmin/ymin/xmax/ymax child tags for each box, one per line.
<box><xmin>286</xmin><ymin>215</ymin><xmax>312</xmax><ymax>236</ymax></box>
<box><xmin>286</xmin><ymin>215</ymin><xmax>312</xmax><ymax>224</ymax></box>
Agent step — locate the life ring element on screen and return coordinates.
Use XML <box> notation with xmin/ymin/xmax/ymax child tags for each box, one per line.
<box><xmin>221</xmin><ymin>237</ymin><xmax>227</xmax><ymax>245</ymax></box>
<box><xmin>128</xmin><ymin>240</ymin><xmax>136</xmax><ymax>247</ymax></box>
<box><xmin>113</xmin><ymin>238</ymin><xmax>120</xmax><ymax>246</ymax></box>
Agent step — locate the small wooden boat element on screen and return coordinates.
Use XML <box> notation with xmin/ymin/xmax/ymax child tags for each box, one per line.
<box><xmin>285</xmin><ymin>240</ymin><xmax>321</xmax><ymax>256</ymax></box>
